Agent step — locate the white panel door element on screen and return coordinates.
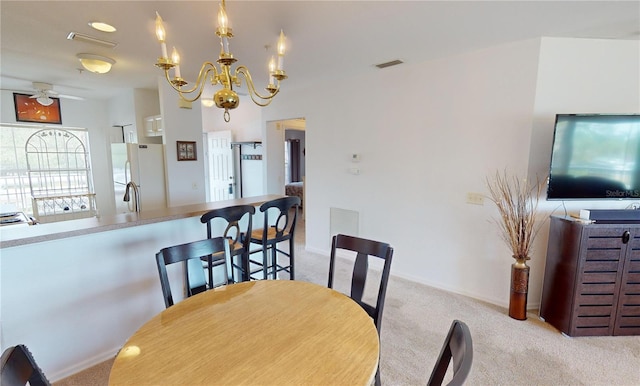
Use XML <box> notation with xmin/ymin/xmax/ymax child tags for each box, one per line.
<box><xmin>207</xmin><ymin>131</ymin><xmax>235</xmax><ymax>201</ymax></box>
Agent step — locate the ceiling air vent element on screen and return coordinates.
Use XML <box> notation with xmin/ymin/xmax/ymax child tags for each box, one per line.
<box><xmin>375</xmin><ymin>59</ymin><xmax>404</xmax><ymax>69</ymax></box>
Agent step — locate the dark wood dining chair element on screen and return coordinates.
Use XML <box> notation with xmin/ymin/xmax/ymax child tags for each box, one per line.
<box><xmin>200</xmin><ymin>205</ymin><xmax>255</xmax><ymax>284</ymax></box>
<box><xmin>328</xmin><ymin>233</ymin><xmax>394</xmax><ymax>386</ymax></box>
<box><xmin>155</xmin><ymin>237</ymin><xmax>230</xmax><ymax>308</ymax></box>
<box><xmin>427</xmin><ymin>320</ymin><xmax>473</xmax><ymax>386</ymax></box>
<box><xmin>1</xmin><ymin>344</ymin><xmax>51</xmax><ymax>386</ymax></box>
<box><xmin>247</xmin><ymin>196</ymin><xmax>301</xmax><ymax>280</ymax></box>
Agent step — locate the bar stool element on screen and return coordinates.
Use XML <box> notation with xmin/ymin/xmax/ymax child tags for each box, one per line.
<box><xmin>247</xmin><ymin>196</ymin><xmax>301</xmax><ymax>280</ymax></box>
<box><xmin>200</xmin><ymin>205</ymin><xmax>256</xmax><ymax>285</ymax></box>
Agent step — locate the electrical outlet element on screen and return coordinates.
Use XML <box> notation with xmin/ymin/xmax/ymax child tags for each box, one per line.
<box><xmin>466</xmin><ymin>192</ymin><xmax>484</xmax><ymax>205</ymax></box>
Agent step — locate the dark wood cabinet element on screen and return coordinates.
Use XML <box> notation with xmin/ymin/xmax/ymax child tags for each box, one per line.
<box><xmin>540</xmin><ymin>215</ymin><xmax>640</xmax><ymax>336</ymax></box>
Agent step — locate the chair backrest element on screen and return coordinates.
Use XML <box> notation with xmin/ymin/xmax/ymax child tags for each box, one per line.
<box><xmin>328</xmin><ymin>234</ymin><xmax>394</xmax><ymax>331</ymax></box>
<box><xmin>427</xmin><ymin>320</ymin><xmax>474</xmax><ymax>386</ymax></box>
<box><xmin>1</xmin><ymin>344</ymin><xmax>51</xmax><ymax>386</ymax></box>
<box><xmin>258</xmin><ymin>196</ymin><xmax>301</xmax><ymax>243</ymax></box>
<box><xmin>156</xmin><ymin>237</ymin><xmax>230</xmax><ymax>308</ymax></box>
<box><xmin>200</xmin><ymin>205</ymin><xmax>255</xmax><ymax>255</ymax></box>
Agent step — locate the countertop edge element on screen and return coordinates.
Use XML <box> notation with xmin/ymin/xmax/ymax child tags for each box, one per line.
<box><xmin>0</xmin><ymin>195</ymin><xmax>284</xmax><ymax>249</ymax></box>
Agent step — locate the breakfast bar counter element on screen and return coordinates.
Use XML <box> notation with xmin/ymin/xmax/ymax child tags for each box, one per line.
<box><xmin>0</xmin><ymin>194</ymin><xmax>283</xmax><ymax>248</ymax></box>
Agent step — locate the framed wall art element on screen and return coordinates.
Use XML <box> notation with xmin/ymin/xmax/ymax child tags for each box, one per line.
<box><xmin>177</xmin><ymin>141</ymin><xmax>197</xmax><ymax>161</ymax></box>
<box><xmin>13</xmin><ymin>93</ymin><xmax>62</xmax><ymax>124</ymax></box>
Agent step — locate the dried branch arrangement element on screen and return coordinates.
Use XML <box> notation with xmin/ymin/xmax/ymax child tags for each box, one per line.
<box><xmin>486</xmin><ymin>171</ymin><xmax>546</xmax><ymax>261</ymax></box>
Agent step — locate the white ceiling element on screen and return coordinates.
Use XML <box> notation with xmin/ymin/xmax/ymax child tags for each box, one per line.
<box><xmin>1</xmin><ymin>1</ymin><xmax>639</xmax><ymax>101</ymax></box>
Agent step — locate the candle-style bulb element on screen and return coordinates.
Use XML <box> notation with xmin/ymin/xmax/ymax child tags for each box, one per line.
<box><xmin>276</xmin><ymin>30</ymin><xmax>286</xmax><ymax>70</ymax></box>
<box><xmin>171</xmin><ymin>47</ymin><xmax>180</xmax><ymax>65</ymax></box>
<box><xmin>268</xmin><ymin>56</ymin><xmax>276</xmax><ymax>85</ymax></box>
<box><xmin>155</xmin><ymin>12</ymin><xmax>166</xmax><ymax>42</ymax></box>
<box><xmin>155</xmin><ymin>12</ymin><xmax>168</xmax><ymax>58</ymax></box>
<box><xmin>277</xmin><ymin>30</ymin><xmax>286</xmax><ymax>56</ymax></box>
<box><xmin>217</xmin><ymin>3</ymin><xmax>229</xmax><ymax>35</ymax></box>
<box><xmin>269</xmin><ymin>56</ymin><xmax>276</xmax><ymax>73</ymax></box>
<box><xmin>171</xmin><ymin>47</ymin><xmax>182</xmax><ymax>78</ymax></box>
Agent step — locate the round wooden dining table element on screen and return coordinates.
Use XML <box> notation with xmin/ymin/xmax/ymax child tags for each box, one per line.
<box><xmin>108</xmin><ymin>280</ymin><xmax>379</xmax><ymax>385</ymax></box>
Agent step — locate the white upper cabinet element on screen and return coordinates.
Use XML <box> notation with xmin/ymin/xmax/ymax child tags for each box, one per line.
<box><xmin>144</xmin><ymin>115</ymin><xmax>163</xmax><ymax>137</ymax></box>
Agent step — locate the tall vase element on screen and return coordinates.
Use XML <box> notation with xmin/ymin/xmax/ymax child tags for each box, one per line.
<box><xmin>509</xmin><ymin>257</ymin><xmax>530</xmax><ymax>320</ymax></box>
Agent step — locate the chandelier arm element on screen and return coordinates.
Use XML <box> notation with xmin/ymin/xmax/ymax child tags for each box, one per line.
<box><xmin>235</xmin><ymin>66</ymin><xmax>279</xmax><ymax>106</ymax></box>
<box><xmin>164</xmin><ymin>62</ymin><xmax>220</xmax><ymax>102</ymax></box>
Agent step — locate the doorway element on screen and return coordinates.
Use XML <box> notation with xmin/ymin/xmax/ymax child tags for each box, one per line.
<box><xmin>205</xmin><ymin>130</ymin><xmax>235</xmax><ymax>202</ymax></box>
<box><xmin>272</xmin><ymin>118</ymin><xmax>306</xmax><ymax>217</ymax></box>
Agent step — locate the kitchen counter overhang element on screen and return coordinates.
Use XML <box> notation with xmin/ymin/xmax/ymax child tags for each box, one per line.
<box><xmin>0</xmin><ymin>195</ymin><xmax>284</xmax><ymax>249</ymax></box>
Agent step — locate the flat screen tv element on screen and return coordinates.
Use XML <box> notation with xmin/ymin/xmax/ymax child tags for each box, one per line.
<box><xmin>547</xmin><ymin>114</ymin><xmax>640</xmax><ymax>200</ymax></box>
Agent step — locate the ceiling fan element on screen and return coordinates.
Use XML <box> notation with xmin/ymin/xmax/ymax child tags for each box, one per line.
<box><xmin>1</xmin><ymin>81</ymin><xmax>85</xmax><ymax>106</ymax></box>
<box><xmin>28</xmin><ymin>82</ymin><xmax>84</xmax><ymax>106</ymax></box>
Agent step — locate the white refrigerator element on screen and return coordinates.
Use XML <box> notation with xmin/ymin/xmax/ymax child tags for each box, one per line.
<box><xmin>111</xmin><ymin>143</ymin><xmax>167</xmax><ymax>213</ymax></box>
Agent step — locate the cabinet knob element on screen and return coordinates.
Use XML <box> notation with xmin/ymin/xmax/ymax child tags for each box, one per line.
<box><xmin>622</xmin><ymin>230</ymin><xmax>630</xmax><ymax>244</ymax></box>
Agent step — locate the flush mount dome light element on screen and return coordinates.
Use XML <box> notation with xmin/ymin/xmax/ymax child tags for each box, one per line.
<box><xmin>89</xmin><ymin>21</ymin><xmax>116</xmax><ymax>32</ymax></box>
<box><xmin>77</xmin><ymin>53</ymin><xmax>115</xmax><ymax>74</ymax></box>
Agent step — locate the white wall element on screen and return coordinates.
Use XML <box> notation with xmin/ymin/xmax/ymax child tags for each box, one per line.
<box><xmin>264</xmin><ymin>120</ymin><xmax>286</xmax><ymax>195</ymax></box>
<box><xmin>107</xmin><ymin>89</ymin><xmax>138</xmax><ymax>143</ymax></box>
<box><xmin>264</xmin><ymin>37</ymin><xmax>640</xmax><ymax>309</ymax></box>
<box><xmin>133</xmin><ymin>88</ymin><xmax>161</xmax><ymax>145</ymax></box>
<box><xmin>158</xmin><ymin>77</ymin><xmax>207</xmax><ymax>206</ymax></box>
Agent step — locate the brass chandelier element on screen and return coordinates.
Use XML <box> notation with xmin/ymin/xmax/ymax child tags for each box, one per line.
<box><xmin>154</xmin><ymin>0</ymin><xmax>288</xmax><ymax>122</ymax></box>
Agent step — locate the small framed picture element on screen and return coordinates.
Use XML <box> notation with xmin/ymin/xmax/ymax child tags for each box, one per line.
<box><xmin>14</xmin><ymin>93</ymin><xmax>62</xmax><ymax>124</ymax></box>
<box><xmin>177</xmin><ymin>141</ymin><xmax>197</xmax><ymax>161</ymax></box>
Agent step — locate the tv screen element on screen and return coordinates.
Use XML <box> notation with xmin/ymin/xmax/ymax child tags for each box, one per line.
<box><xmin>547</xmin><ymin>114</ymin><xmax>640</xmax><ymax>200</ymax></box>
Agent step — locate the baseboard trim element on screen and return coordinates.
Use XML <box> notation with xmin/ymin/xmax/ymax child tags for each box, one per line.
<box><xmin>49</xmin><ymin>346</ymin><xmax>119</xmax><ymax>383</ymax></box>
<box><xmin>303</xmin><ymin>245</ymin><xmax>540</xmax><ymax>311</ymax></box>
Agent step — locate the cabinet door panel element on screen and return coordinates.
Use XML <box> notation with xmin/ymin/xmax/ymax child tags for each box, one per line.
<box><xmin>614</xmin><ymin>316</ymin><xmax>640</xmax><ymax>335</ymax></box>
<box><xmin>576</xmin><ymin>305</ymin><xmax>614</xmax><ymax>316</ymax></box>
<box><xmin>585</xmin><ymin>249</ymin><xmax>623</xmax><ymax>260</ymax></box>
<box><xmin>626</xmin><ymin>273</ymin><xmax>640</xmax><ymax>284</ymax></box>
<box><xmin>574</xmin><ymin>327</ymin><xmax>612</xmax><ymax>336</ymax></box>
<box><xmin>581</xmin><ymin>272</ymin><xmax>618</xmax><ymax>284</ymax></box>
<box><xmin>613</xmin><ymin>229</ymin><xmax>640</xmax><ymax>335</ymax></box>
<box><xmin>583</xmin><ymin>260</ymin><xmax>620</xmax><ymax>272</ymax></box>
<box><xmin>578</xmin><ymin>282</ymin><xmax>616</xmax><ymax>294</ymax></box>
<box><xmin>576</xmin><ymin>293</ymin><xmax>615</xmax><ymax>306</ymax></box>
<box><xmin>620</xmin><ymin>305</ymin><xmax>640</xmax><ymax>314</ymax></box>
<box><xmin>575</xmin><ymin>316</ymin><xmax>613</xmax><ymax>335</ymax></box>
<box><xmin>587</xmin><ymin>227</ymin><xmax>627</xmax><ymax>236</ymax></box>
<box><xmin>624</xmin><ymin>259</ymin><xmax>640</xmax><ymax>270</ymax></box>
<box><xmin>575</xmin><ymin>315</ymin><xmax>612</xmax><ymax>328</ymax></box>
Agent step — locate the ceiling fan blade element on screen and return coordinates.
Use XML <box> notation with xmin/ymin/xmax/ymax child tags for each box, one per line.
<box><xmin>58</xmin><ymin>94</ymin><xmax>84</xmax><ymax>101</ymax></box>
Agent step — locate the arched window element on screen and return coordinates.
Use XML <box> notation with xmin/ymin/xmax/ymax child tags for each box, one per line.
<box><xmin>25</xmin><ymin>128</ymin><xmax>96</xmax><ymax>222</ymax></box>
